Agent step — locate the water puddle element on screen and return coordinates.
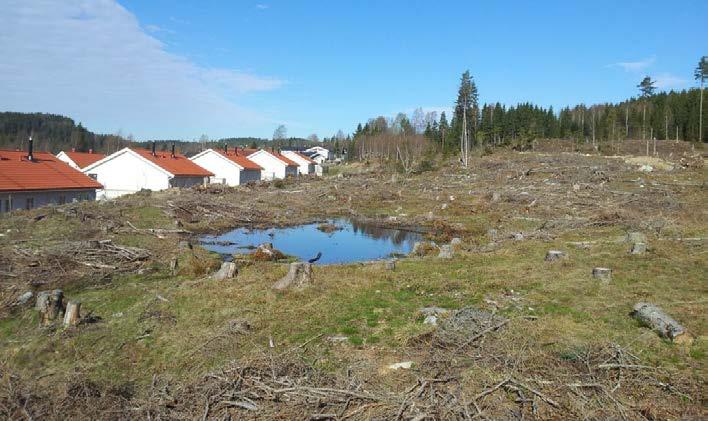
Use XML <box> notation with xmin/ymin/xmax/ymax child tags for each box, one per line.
<box><xmin>199</xmin><ymin>218</ymin><xmax>424</xmax><ymax>264</ymax></box>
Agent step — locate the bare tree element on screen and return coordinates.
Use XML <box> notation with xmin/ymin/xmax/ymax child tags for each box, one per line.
<box><xmin>411</xmin><ymin>107</ymin><xmax>426</xmax><ymax>134</ymax></box>
<box><xmin>307</xmin><ymin>133</ymin><xmax>320</xmax><ymax>143</ymax></box>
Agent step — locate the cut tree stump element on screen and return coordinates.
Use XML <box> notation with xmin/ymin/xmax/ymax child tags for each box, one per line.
<box><xmin>385</xmin><ymin>259</ymin><xmax>397</xmax><ymax>271</ymax></box>
<box><xmin>169</xmin><ymin>256</ymin><xmax>179</xmax><ymax>275</ymax></box>
<box><xmin>438</xmin><ymin>245</ymin><xmax>453</xmax><ymax>259</ymax></box>
<box><xmin>273</xmin><ymin>262</ymin><xmax>313</xmax><ymax>291</ymax></box>
<box><xmin>592</xmin><ymin>267</ymin><xmax>612</xmax><ymax>283</ymax></box>
<box><xmin>37</xmin><ymin>289</ymin><xmax>64</xmax><ymax>326</ymax></box>
<box><xmin>631</xmin><ymin>302</ymin><xmax>692</xmax><ymax>344</ymax></box>
<box><xmin>545</xmin><ymin>250</ymin><xmax>566</xmax><ymax>261</ymax></box>
<box><xmin>630</xmin><ymin>242</ymin><xmax>647</xmax><ymax>254</ymax></box>
<box><xmin>63</xmin><ymin>301</ymin><xmax>81</xmax><ymax>327</ymax></box>
<box><xmin>212</xmin><ymin>262</ymin><xmax>238</xmax><ymax>280</ymax></box>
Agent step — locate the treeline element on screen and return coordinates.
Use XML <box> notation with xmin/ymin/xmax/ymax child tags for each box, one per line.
<box><xmin>0</xmin><ymin>112</ymin><xmax>130</xmax><ymax>154</ymax></box>
<box><xmin>349</xmin><ymin>71</ymin><xmax>706</xmax><ymax>164</ymax></box>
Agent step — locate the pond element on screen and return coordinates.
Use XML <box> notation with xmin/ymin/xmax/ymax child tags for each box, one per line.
<box><xmin>199</xmin><ymin>218</ymin><xmax>424</xmax><ymax>264</ymax></box>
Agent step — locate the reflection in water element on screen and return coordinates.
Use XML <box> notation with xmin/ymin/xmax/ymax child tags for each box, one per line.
<box><xmin>200</xmin><ymin>218</ymin><xmax>423</xmax><ymax>264</ymax></box>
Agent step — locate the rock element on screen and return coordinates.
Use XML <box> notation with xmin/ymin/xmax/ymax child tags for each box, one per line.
<box><xmin>411</xmin><ymin>241</ymin><xmax>438</xmax><ymax>257</ymax></box>
<box><xmin>273</xmin><ymin>262</ymin><xmax>313</xmax><ymax>291</ymax></box>
<box><xmin>441</xmin><ymin>203</ymin><xmax>448</xmax><ymax>210</ymax></box>
<box><xmin>212</xmin><ymin>262</ymin><xmax>238</xmax><ymax>280</ymax></box>
<box><xmin>631</xmin><ymin>302</ymin><xmax>692</xmax><ymax>344</ymax></box>
<box><xmin>545</xmin><ymin>250</ymin><xmax>566</xmax><ymax>261</ymax></box>
<box><xmin>252</xmin><ymin>243</ymin><xmax>286</xmax><ymax>261</ymax></box>
<box><xmin>327</xmin><ymin>335</ymin><xmax>349</xmax><ymax>343</ymax></box>
<box><xmin>625</xmin><ymin>232</ymin><xmax>647</xmax><ymax>244</ymax></box>
<box><xmin>14</xmin><ymin>291</ymin><xmax>33</xmax><ymax>306</ymax></box>
<box><xmin>419</xmin><ymin>306</ymin><xmax>449</xmax><ymax>317</ymax></box>
<box><xmin>385</xmin><ymin>259</ymin><xmax>397</xmax><ymax>271</ymax></box>
<box><xmin>387</xmin><ymin>361</ymin><xmax>413</xmax><ymax>370</ymax></box>
<box><xmin>630</xmin><ymin>242</ymin><xmax>647</xmax><ymax>254</ymax></box>
<box><xmin>638</xmin><ymin>164</ymin><xmax>653</xmax><ymax>172</ymax></box>
<box><xmin>512</xmin><ymin>232</ymin><xmax>524</xmax><ymax>241</ymax></box>
<box><xmin>450</xmin><ymin>237</ymin><xmax>462</xmax><ymax>247</ymax></box>
<box><xmin>592</xmin><ymin>267</ymin><xmax>612</xmax><ymax>283</ymax></box>
<box><xmin>438</xmin><ymin>244</ymin><xmax>453</xmax><ymax>259</ymax></box>
<box><xmin>423</xmin><ymin>315</ymin><xmax>439</xmax><ymax>325</ymax></box>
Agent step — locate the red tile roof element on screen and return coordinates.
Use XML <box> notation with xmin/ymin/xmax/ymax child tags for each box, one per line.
<box><xmin>241</xmin><ymin>148</ymin><xmax>298</xmax><ymax>167</ymax></box>
<box><xmin>214</xmin><ymin>149</ymin><xmax>262</xmax><ymax>171</ymax></box>
<box><xmin>0</xmin><ymin>150</ymin><xmax>103</xmax><ymax>192</ymax></box>
<box><xmin>130</xmin><ymin>148</ymin><xmax>213</xmax><ymax>177</ymax></box>
<box><xmin>63</xmin><ymin>150</ymin><xmax>106</xmax><ymax>168</ymax></box>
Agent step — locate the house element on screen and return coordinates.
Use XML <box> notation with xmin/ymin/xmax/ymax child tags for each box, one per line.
<box><xmin>281</xmin><ymin>150</ymin><xmax>317</xmax><ymax>175</ymax></box>
<box><xmin>56</xmin><ymin>149</ymin><xmax>106</xmax><ymax>170</ymax></box>
<box><xmin>189</xmin><ymin>146</ymin><xmax>262</xmax><ymax>186</ymax></box>
<box><xmin>0</xmin><ymin>141</ymin><xmax>102</xmax><ymax>212</ymax></box>
<box><xmin>307</xmin><ymin>151</ymin><xmax>328</xmax><ymax>165</ymax></box>
<box><xmin>81</xmin><ymin>144</ymin><xmax>213</xmax><ymax>199</ymax></box>
<box><xmin>245</xmin><ymin>149</ymin><xmax>299</xmax><ymax>180</ymax></box>
<box><xmin>304</xmin><ymin>146</ymin><xmax>330</xmax><ymax>161</ymax></box>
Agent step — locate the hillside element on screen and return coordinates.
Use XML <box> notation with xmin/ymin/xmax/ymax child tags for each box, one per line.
<box><xmin>0</xmin><ymin>142</ymin><xmax>704</xmax><ymax>419</ymax></box>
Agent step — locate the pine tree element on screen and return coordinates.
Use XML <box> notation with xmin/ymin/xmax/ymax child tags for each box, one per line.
<box><xmin>637</xmin><ymin>76</ymin><xmax>656</xmax><ymax>143</ymax></box>
<box><xmin>694</xmin><ymin>56</ymin><xmax>707</xmax><ymax>142</ymax></box>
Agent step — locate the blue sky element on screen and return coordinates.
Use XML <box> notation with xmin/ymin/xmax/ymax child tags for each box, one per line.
<box><xmin>1</xmin><ymin>0</ymin><xmax>706</xmax><ymax>140</ymax></box>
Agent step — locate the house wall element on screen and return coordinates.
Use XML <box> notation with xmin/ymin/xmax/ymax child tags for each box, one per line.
<box><xmin>191</xmin><ymin>152</ymin><xmax>241</xmax><ymax>186</ymax></box>
<box><xmin>282</xmin><ymin>152</ymin><xmax>315</xmax><ymax>176</ymax></box>
<box><xmin>0</xmin><ymin>189</ymin><xmax>95</xmax><ymax>212</ymax></box>
<box><xmin>240</xmin><ymin>169</ymin><xmax>261</xmax><ymax>184</ymax></box>
<box><xmin>85</xmin><ymin>151</ymin><xmax>169</xmax><ymax>199</ymax></box>
<box><xmin>247</xmin><ymin>152</ymin><xmax>288</xmax><ymax>180</ymax></box>
<box><xmin>169</xmin><ymin>176</ymin><xmax>206</xmax><ymax>188</ymax></box>
<box><xmin>55</xmin><ymin>152</ymin><xmax>79</xmax><ymax>170</ymax></box>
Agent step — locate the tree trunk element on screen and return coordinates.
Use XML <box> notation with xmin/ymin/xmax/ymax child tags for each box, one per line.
<box><xmin>37</xmin><ymin>289</ymin><xmax>64</xmax><ymax>326</ymax></box>
<box><xmin>592</xmin><ymin>267</ymin><xmax>612</xmax><ymax>283</ymax></box>
<box><xmin>631</xmin><ymin>302</ymin><xmax>692</xmax><ymax>344</ymax></box>
<box><xmin>63</xmin><ymin>301</ymin><xmax>81</xmax><ymax>326</ymax></box>
<box><xmin>272</xmin><ymin>262</ymin><xmax>313</xmax><ymax>291</ymax></box>
<box><xmin>700</xmin><ymin>79</ymin><xmax>704</xmax><ymax>142</ymax></box>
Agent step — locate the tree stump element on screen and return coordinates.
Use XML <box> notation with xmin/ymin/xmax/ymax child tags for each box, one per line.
<box><xmin>63</xmin><ymin>301</ymin><xmax>81</xmax><ymax>327</ymax></box>
<box><xmin>631</xmin><ymin>302</ymin><xmax>692</xmax><ymax>344</ymax></box>
<box><xmin>273</xmin><ymin>262</ymin><xmax>313</xmax><ymax>291</ymax></box>
<box><xmin>630</xmin><ymin>242</ymin><xmax>647</xmax><ymax>254</ymax></box>
<box><xmin>385</xmin><ymin>259</ymin><xmax>396</xmax><ymax>271</ymax></box>
<box><xmin>438</xmin><ymin>245</ymin><xmax>453</xmax><ymax>259</ymax></box>
<box><xmin>212</xmin><ymin>261</ymin><xmax>238</xmax><ymax>280</ymax></box>
<box><xmin>37</xmin><ymin>289</ymin><xmax>64</xmax><ymax>326</ymax></box>
<box><xmin>592</xmin><ymin>267</ymin><xmax>612</xmax><ymax>283</ymax></box>
<box><xmin>545</xmin><ymin>250</ymin><xmax>566</xmax><ymax>261</ymax></box>
<box><xmin>169</xmin><ymin>256</ymin><xmax>179</xmax><ymax>275</ymax></box>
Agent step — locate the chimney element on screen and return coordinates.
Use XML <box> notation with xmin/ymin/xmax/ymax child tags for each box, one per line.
<box><xmin>224</xmin><ymin>144</ymin><xmax>228</xmax><ymax>154</ymax></box>
<box><xmin>171</xmin><ymin>143</ymin><xmax>176</xmax><ymax>158</ymax></box>
<box><xmin>71</xmin><ymin>147</ymin><xmax>76</xmax><ymax>152</ymax></box>
<box><xmin>88</xmin><ymin>148</ymin><xmax>93</xmax><ymax>154</ymax></box>
<box><xmin>235</xmin><ymin>147</ymin><xmax>238</xmax><ymax>156</ymax></box>
<box><xmin>151</xmin><ymin>142</ymin><xmax>156</xmax><ymax>156</ymax></box>
<box><xmin>27</xmin><ymin>135</ymin><xmax>34</xmax><ymax>161</ymax></box>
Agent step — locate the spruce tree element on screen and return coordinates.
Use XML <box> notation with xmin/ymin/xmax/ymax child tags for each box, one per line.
<box><xmin>694</xmin><ymin>56</ymin><xmax>707</xmax><ymax>142</ymax></box>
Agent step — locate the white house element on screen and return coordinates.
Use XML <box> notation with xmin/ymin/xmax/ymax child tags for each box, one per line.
<box><xmin>304</xmin><ymin>146</ymin><xmax>330</xmax><ymax>161</ymax></box>
<box><xmin>281</xmin><ymin>150</ymin><xmax>317</xmax><ymax>175</ymax></box>
<box><xmin>81</xmin><ymin>146</ymin><xmax>213</xmax><ymax>199</ymax></box>
<box><xmin>56</xmin><ymin>149</ymin><xmax>106</xmax><ymax>170</ymax></box>
<box><xmin>189</xmin><ymin>147</ymin><xmax>262</xmax><ymax>186</ymax></box>
<box><xmin>245</xmin><ymin>149</ymin><xmax>299</xmax><ymax>180</ymax></box>
<box><xmin>308</xmin><ymin>152</ymin><xmax>327</xmax><ymax>165</ymax></box>
<box><xmin>1</xmin><ymin>143</ymin><xmax>102</xmax><ymax>212</ymax></box>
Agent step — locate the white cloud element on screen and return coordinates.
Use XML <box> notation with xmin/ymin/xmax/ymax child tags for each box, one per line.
<box><xmin>609</xmin><ymin>56</ymin><xmax>656</xmax><ymax>73</ymax></box>
<box><xmin>654</xmin><ymin>73</ymin><xmax>689</xmax><ymax>89</ymax></box>
<box><xmin>256</xmin><ymin>4</ymin><xmax>270</xmax><ymax>9</ymax></box>
<box><xmin>144</xmin><ymin>24</ymin><xmax>175</xmax><ymax>35</ymax></box>
<box><xmin>0</xmin><ymin>0</ymin><xmax>284</xmax><ymax>139</ymax></box>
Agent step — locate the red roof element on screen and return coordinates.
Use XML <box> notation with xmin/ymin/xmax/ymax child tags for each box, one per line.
<box><xmin>241</xmin><ymin>148</ymin><xmax>297</xmax><ymax>167</ymax></box>
<box><xmin>0</xmin><ymin>150</ymin><xmax>103</xmax><ymax>192</ymax></box>
<box><xmin>62</xmin><ymin>150</ymin><xmax>106</xmax><ymax>168</ymax></box>
<box><xmin>131</xmin><ymin>148</ymin><xmax>213</xmax><ymax>177</ymax></box>
<box><xmin>214</xmin><ymin>149</ymin><xmax>262</xmax><ymax>171</ymax></box>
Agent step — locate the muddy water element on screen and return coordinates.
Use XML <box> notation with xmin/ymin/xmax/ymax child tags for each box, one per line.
<box><xmin>199</xmin><ymin>219</ymin><xmax>423</xmax><ymax>264</ymax></box>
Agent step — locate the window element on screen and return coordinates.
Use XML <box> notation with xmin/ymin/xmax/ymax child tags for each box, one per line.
<box><xmin>25</xmin><ymin>198</ymin><xmax>34</xmax><ymax>210</ymax></box>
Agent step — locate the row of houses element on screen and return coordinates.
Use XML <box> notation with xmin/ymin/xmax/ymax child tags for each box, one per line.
<box><xmin>1</xmin><ymin>140</ymin><xmax>328</xmax><ymax>211</ymax></box>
